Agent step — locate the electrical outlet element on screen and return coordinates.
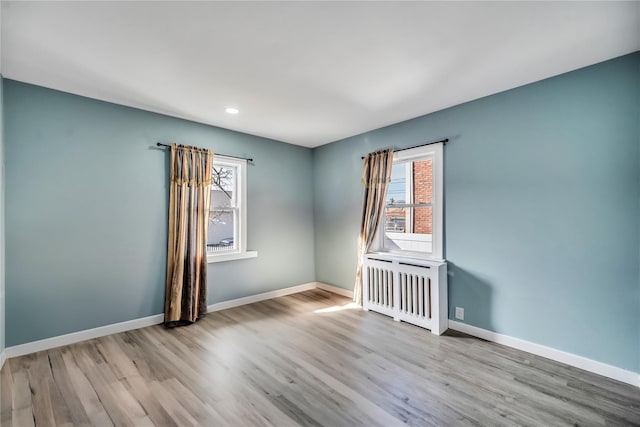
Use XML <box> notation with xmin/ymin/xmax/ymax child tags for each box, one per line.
<box><xmin>455</xmin><ymin>307</ymin><xmax>464</xmax><ymax>320</ymax></box>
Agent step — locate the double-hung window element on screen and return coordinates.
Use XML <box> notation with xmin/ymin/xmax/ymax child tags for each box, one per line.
<box><xmin>207</xmin><ymin>155</ymin><xmax>257</xmax><ymax>262</ymax></box>
<box><xmin>377</xmin><ymin>143</ymin><xmax>444</xmax><ymax>260</ymax></box>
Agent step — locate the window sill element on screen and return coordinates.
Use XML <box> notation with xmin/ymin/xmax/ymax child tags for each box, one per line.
<box><xmin>207</xmin><ymin>250</ymin><xmax>258</xmax><ymax>263</ymax></box>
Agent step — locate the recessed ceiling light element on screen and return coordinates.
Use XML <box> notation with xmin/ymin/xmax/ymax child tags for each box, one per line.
<box><xmin>225</xmin><ymin>107</ymin><xmax>239</xmax><ymax>114</ymax></box>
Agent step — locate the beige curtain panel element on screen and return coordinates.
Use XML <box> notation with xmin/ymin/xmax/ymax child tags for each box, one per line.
<box><xmin>165</xmin><ymin>143</ymin><xmax>214</xmax><ymax>327</ymax></box>
<box><xmin>354</xmin><ymin>149</ymin><xmax>394</xmax><ymax>305</ymax></box>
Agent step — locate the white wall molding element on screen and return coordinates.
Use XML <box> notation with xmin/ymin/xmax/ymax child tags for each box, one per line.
<box><xmin>315</xmin><ymin>282</ymin><xmax>354</xmax><ymax>298</ymax></box>
<box><xmin>448</xmin><ymin>320</ymin><xmax>640</xmax><ymax>388</ymax></box>
<box><xmin>5</xmin><ymin>283</ymin><xmax>636</xmax><ymax>389</ymax></box>
<box><xmin>207</xmin><ymin>282</ymin><xmax>317</xmax><ymax>313</ymax></box>
<box><xmin>4</xmin><ymin>313</ymin><xmax>165</xmax><ymax>359</ymax></box>
<box><xmin>4</xmin><ymin>282</ymin><xmax>323</xmax><ymax>360</ymax></box>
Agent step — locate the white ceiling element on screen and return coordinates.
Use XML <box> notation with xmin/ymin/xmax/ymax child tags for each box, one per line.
<box><xmin>2</xmin><ymin>1</ymin><xmax>639</xmax><ymax>148</ymax></box>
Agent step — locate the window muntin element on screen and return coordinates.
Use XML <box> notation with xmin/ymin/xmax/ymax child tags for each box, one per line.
<box><xmin>377</xmin><ymin>143</ymin><xmax>443</xmax><ymax>260</ymax></box>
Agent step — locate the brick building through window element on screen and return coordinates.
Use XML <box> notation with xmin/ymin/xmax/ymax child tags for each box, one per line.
<box><xmin>412</xmin><ymin>159</ymin><xmax>432</xmax><ymax>234</ymax></box>
<box><xmin>384</xmin><ymin>159</ymin><xmax>432</xmax><ymax>234</ymax></box>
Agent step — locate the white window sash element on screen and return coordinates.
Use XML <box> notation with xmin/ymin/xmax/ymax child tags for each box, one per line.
<box><xmin>207</xmin><ymin>156</ymin><xmax>257</xmax><ymax>263</ymax></box>
<box><xmin>376</xmin><ymin>142</ymin><xmax>443</xmax><ymax>261</ymax></box>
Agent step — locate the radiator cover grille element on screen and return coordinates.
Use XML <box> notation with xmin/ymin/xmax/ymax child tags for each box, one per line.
<box><xmin>362</xmin><ymin>255</ymin><xmax>447</xmax><ymax>335</ymax></box>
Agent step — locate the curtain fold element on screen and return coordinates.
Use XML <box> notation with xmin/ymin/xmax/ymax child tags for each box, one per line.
<box><xmin>354</xmin><ymin>149</ymin><xmax>394</xmax><ymax>305</ymax></box>
<box><xmin>165</xmin><ymin>144</ymin><xmax>214</xmax><ymax>327</ymax></box>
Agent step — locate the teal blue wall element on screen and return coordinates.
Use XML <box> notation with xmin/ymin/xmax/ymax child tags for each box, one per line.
<box><xmin>4</xmin><ymin>53</ymin><xmax>639</xmax><ymax>374</ymax></box>
<box><xmin>4</xmin><ymin>80</ymin><xmax>315</xmax><ymax>346</ymax></box>
<box><xmin>313</xmin><ymin>53</ymin><xmax>640</xmax><ymax>372</ymax></box>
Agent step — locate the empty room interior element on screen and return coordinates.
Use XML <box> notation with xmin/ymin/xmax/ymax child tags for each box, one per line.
<box><xmin>0</xmin><ymin>1</ymin><xmax>639</xmax><ymax>426</ymax></box>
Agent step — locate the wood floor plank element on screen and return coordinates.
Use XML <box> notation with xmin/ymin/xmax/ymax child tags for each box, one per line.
<box><xmin>47</xmin><ymin>348</ymin><xmax>92</xmax><ymax>427</ymax></box>
<box><xmin>24</xmin><ymin>351</ymin><xmax>76</xmax><ymax>427</ymax></box>
<box><xmin>59</xmin><ymin>346</ymin><xmax>114</xmax><ymax>427</ymax></box>
<box><xmin>2</xmin><ymin>289</ymin><xmax>639</xmax><ymax>426</ymax></box>
<box><xmin>1</xmin><ymin>357</ymin><xmax>14</xmax><ymax>427</ymax></box>
<box><xmin>150</xmin><ymin>380</ymin><xmax>201</xmax><ymax>426</ymax></box>
<box><xmin>8</xmin><ymin>360</ymin><xmax>36</xmax><ymax>427</ymax></box>
<box><xmin>72</xmin><ymin>344</ymin><xmax>145</xmax><ymax>427</ymax></box>
<box><xmin>122</xmin><ymin>376</ymin><xmax>178</xmax><ymax>427</ymax></box>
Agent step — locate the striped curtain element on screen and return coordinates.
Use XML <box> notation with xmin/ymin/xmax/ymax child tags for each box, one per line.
<box><xmin>354</xmin><ymin>149</ymin><xmax>394</xmax><ymax>305</ymax></box>
<box><xmin>165</xmin><ymin>144</ymin><xmax>214</xmax><ymax>327</ymax></box>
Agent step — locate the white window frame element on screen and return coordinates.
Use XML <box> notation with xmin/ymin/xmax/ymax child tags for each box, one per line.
<box><xmin>207</xmin><ymin>155</ymin><xmax>257</xmax><ymax>263</ymax></box>
<box><xmin>375</xmin><ymin>142</ymin><xmax>444</xmax><ymax>261</ymax></box>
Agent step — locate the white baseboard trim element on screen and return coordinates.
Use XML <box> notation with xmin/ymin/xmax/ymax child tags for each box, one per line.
<box><xmin>207</xmin><ymin>282</ymin><xmax>317</xmax><ymax>313</ymax></box>
<box><xmin>4</xmin><ymin>283</ymin><xmax>637</xmax><ymax>389</ymax></box>
<box><xmin>315</xmin><ymin>282</ymin><xmax>354</xmax><ymax>298</ymax></box>
<box><xmin>4</xmin><ymin>313</ymin><xmax>165</xmax><ymax>360</ymax></box>
<box><xmin>448</xmin><ymin>320</ymin><xmax>640</xmax><ymax>388</ymax></box>
<box><xmin>3</xmin><ymin>282</ymin><xmax>321</xmax><ymax>360</ymax></box>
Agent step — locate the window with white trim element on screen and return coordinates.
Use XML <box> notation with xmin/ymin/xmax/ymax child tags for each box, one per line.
<box><xmin>207</xmin><ymin>156</ymin><xmax>257</xmax><ymax>263</ymax></box>
<box><xmin>376</xmin><ymin>143</ymin><xmax>444</xmax><ymax>260</ymax></box>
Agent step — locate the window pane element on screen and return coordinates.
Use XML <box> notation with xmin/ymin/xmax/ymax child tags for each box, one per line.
<box><xmin>383</xmin><ymin>206</ymin><xmax>433</xmax><ymax>253</ymax></box>
<box><xmin>207</xmin><ymin>209</ymin><xmax>237</xmax><ymax>253</ymax></box>
<box><xmin>211</xmin><ymin>165</ymin><xmax>236</xmax><ymax>208</ymax></box>
<box><xmin>386</xmin><ymin>158</ymin><xmax>433</xmax><ymax>206</ymax></box>
<box><xmin>386</xmin><ymin>163</ymin><xmax>406</xmax><ymax>205</ymax></box>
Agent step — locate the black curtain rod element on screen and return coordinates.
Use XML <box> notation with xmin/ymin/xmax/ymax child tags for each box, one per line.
<box><xmin>156</xmin><ymin>143</ymin><xmax>253</xmax><ymax>162</ymax></box>
<box><xmin>361</xmin><ymin>138</ymin><xmax>448</xmax><ymax>159</ymax></box>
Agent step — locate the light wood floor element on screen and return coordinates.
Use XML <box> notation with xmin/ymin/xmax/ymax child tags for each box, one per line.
<box><xmin>1</xmin><ymin>289</ymin><xmax>639</xmax><ymax>426</ymax></box>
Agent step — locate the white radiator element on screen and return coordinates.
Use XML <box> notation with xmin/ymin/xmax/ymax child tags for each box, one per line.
<box><xmin>362</xmin><ymin>254</ymin><xmax>448</xmax><ymax>335</ymax></box>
